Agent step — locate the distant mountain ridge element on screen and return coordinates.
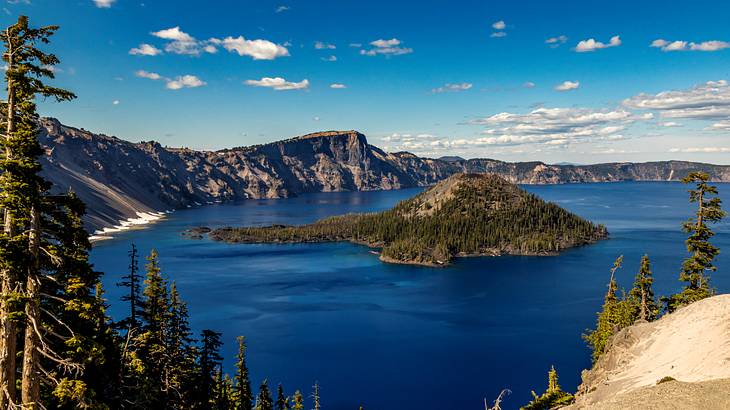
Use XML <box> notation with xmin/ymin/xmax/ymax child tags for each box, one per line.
<box><xmin>38</xmin><ymin>118</ymin><xmax>730</xmax><ymax>232</ymax></box>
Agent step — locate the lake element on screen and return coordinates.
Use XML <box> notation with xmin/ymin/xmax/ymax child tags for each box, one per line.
<box><xmin>90</xmin><ymin>182</ymin><xmax>730</xmax><ymax>410</ymax></box>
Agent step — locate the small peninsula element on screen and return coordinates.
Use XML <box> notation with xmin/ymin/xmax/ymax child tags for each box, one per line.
<box><xmin>209</xmin><ymin>173</ymin><xmax>608</xmax><ymax>266</ymax></box>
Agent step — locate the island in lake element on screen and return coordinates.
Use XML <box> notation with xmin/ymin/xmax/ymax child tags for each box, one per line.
<box><xmin>209</xmin><ymin>173</ymin><xmax>608</xmax><ymax>266</ymax></box>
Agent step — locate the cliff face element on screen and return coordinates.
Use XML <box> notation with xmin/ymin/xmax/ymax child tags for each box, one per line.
<box><xmin>38</xmin><ymin>118</ymin><xmax>730</xmax><ymax>231</ymax></box>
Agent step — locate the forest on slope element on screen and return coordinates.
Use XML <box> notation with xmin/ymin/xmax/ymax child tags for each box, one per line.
<box><xmin>209</xmin><ymin>173</ymin><xmax>608</xmax><ymax>266</ymax></box>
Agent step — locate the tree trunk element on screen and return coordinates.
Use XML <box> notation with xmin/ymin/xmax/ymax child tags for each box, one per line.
<box><xmin>0</xmin><ymin>34</ymin><xmax>18</xmax><ymax>408</ymax></box>
<box><xmin>21</xmin><ymin>206</ymin><xmax>41</xmax><ymax>408</ymax></box>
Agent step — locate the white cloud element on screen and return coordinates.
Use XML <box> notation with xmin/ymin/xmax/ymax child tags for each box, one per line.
<box><xmin>216</xmin><ymin>36</ymin><xmax>290</xmax><ymax>60</ymax></box>
<box><xmin>166</xmin><ymin>75</ymin><xmax>206</xmax><ymax>90</ymax></box>
<box><xmin>658</xmin><ymin>121</ymin><xmax>682</xmax><ymax>127</ymax></box>
<box><xmin>321</xmin><ymin>55</ymin><xmax>337</xmax><ymax>62</ymax></box>
<box><xmin>129</xmin><ymin>43</ymin><xmax>162</xmax><ymax>56</ymax></box>
<box><xmin>330</xmin><ymin>83</ymin><xmax>347</xmax><ymax>89</ymax></box>
<box><xmin>275</xmin><ymin>5</ymin><xmax>290</xmax><ymax>13</ymax></box>
<box><xmin>432</xmin><ymin>82</ymin><xmax>473</xmax><ymax>93</ymax></box>
<box><xmin>245</xmin><ymin>77</ymin><xmax>309</xmax><ymax>91</ymax></box>
<box><xmin>490</xmin><ymin>32</ymin><xmax>507</xmax><ymax>38</ymax></box>
<box><xmin>523</xmin><ymin>81</ymin><xmax>536</xmax><ymax>88</ymax></box>
<box><xmin>710</xmin><ymin>120</ymin><xmax>730</xmax><ymax>131</ymax></box>
<box><xmin>349</xmin><ymin>43</ymin><xmax>362</xmax><ymax>48</ymax></box>
<box><xmin>135</xmin><ymin>70</ymin><xmax>206</xmax><ymax>90</ymax></box>
<box><xmin>545</xmin><ymin>35</ymin><xmax>568</xmax><ymax>47</ymax></box>
<box><xmin>314</xmin><ymin>41</ymin><xmax>336</xmax><ymax>50</ymax></box>
<box><xmin>152</xmin><ymin>26</ymin><xmax>194</xmax><ymax>42</ymax></box>
<box><xmin>555</xmin><ymin>80</ymin><xmax>580</xmax><ymax>91</ymax></box>
<box><xmin>492</xmin><ymin>20</ymin><xmax>506</xmax><ymax>30</ymax></box>
<box><xmin>669</xmin><ymin>147</ymin><xmax>730</xmax><ymax>153</ymax></box>
<box><xmin>360</xmin><ymin>38</ymin><xmax>413</xmax><ymax>56</ymax></box>
<box><xmin>623</xmin><ymin>80</ymin><xmax>730</xmax><ymax>120</ymax></box>
<box><xmin>651</xmin><ymin>39</ymin><xmax>730</xmax><ymax>52</ymax></box>
<box><xmin>112</xmin><ymin>100</ymin><xmax>120</xmax><ymax>105</ymax></box>
<box><xmin>93</xmin><ymin>0</ymin><xmax>115</xmax><ymax>8</ymax></box>
<box><xmin>151</xmin><ymin>26</ymin><xmax>205</xmax><ymax>55</ymax></box>
<box><xmin>465</xmin><ymin>107</ymin><xmax>647</xmax><ymax>147</ymax></box>
<box><xmin>135</xmin><ymin>70</ymin><xmax>162</xmax><ymax>80</ymax></box>
<box><xmin>575</xmin><ymin>35</ymin><xmax>621</xmax><ymax>52</ymax></box>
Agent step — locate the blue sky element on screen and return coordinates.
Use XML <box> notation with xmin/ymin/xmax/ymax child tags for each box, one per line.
<box><xmin>4</xmin><ymin>0</ymin><xmax>730</xmax><ymax>163</ymax></box>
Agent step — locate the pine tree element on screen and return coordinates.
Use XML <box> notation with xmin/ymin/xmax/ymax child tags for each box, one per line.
<box><xmin>290</xmin><ymin>390</ymin><xmax>304</xmax><ymax>410</ymax></box>
<box><xmin>583</xmin><ymin>256</ymin><xmax>623</xmax><ymax>363</ymax></box>
<box><xmin>166</xmin><ymin>281</ymin><xmax>196</xmax><ymax>408</ymax></box>
<box><xmin>521</xmin><ymin>366</ymin><xmax>574</xmax><ymax>410</ymax></box>
<box><xmin>212</xmin><ymin>366</ymin><xmax>235</xmax><ymax>409</ymax></box>
<box><xmin>0</xmin><ymin>15</ymin><xmax>75</xmax><ymax>408</ymax></box>
<box><xmin>311</xmin><ymin>382</ymin><xmax>321</xmax><ymax>410</ymax></box>
<box><xmin>255</xmin><ymin>379</ymin><xmax>274</xmax><ymax>410</ymax></box>
<box><xmin>276</xmin><ymin>384</ymin><xmax>288</xmax><ymax>410</ymax></box>
<box><xmin>629</xmin><ymin>255</ymin><xmax>658</xmax><ymax>322</ymax></box>
<box><xmin>137</xmin><ymin>249</ymin><xmax>171</xmax><ymax>406</ymax></box>
<box><xmin>235</xmin><ymin>335</ymin><xmax>254</xmax><ymax>410</ymax></box>
<box><xmin>117</xmin><ymin>243</ymin><xmax>144</xmax><ymax>330</ymax></box>
<box><xmin>197</xmin><ymin>329</ymin><xmax>224</xmax><ymax>407</ymax></box>
<box><xmin>43</xmin><ymin>193</ymin><xmax>119</xmax><ymax>407</ymax></box>
<box><xmin>667</xmin><ymin>172</ymin><xmax>726</xmax><ymax>312</ymax></box>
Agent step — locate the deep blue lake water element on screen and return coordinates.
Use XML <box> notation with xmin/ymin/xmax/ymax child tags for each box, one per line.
<box><xmin>90</xmin><ymin>182</ymin><xmax>730</xmax><ymax>410</ymax></box>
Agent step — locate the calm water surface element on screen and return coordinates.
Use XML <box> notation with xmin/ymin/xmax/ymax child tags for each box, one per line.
<box><xmin>91</xmin><ymin>182</ymin><xmax>730</xmax><ymax>410</ymax></box>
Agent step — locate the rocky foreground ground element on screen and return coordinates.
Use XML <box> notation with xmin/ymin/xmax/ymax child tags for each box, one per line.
<box><xmin>568</xmin><ymin>294</ymin><xmax>730</xmax><ymax>409</ymax></box>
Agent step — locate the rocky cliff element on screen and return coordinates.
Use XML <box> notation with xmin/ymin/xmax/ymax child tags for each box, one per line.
<box><xmin>38</xmin><ymin>118</ymin><xmax>730</xmax><ymax>232</ymax></box>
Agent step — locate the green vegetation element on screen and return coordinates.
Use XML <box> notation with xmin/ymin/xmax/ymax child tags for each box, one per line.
<box><xmin>0</xmin><ymin>16</ymin><xmax>321</xmax><ymax>410</ymax></box>
<box><xmin>665</xmin><ymin>172</ymin><xmax>727</xmax><ymax>312</ymax></box>
<box><xmin>210</xmin><ymin>174</ymin><xmax>607</xmax><ymax>266</ymax></box>
<box><xmin>521</xmin><ymin>366</ymin><xmax>574</xmax><ymax>409</ymax></box>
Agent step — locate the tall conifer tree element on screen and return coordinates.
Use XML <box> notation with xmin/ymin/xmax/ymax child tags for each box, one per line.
<box><xmin>255</xmin><ymin>380</ymin><xmax>273</xmax><ymax>410</ymax></box>
<box><xmin>667</xmin><ymin>172</ymin><xmax>726</xmax><ymax>311</ymax></box>
<box><xmin>584</xmin><ymin>256</ymin><xmax>623</xmax><ymax>363</ymax></box>
<box><xmin>235</xmin><ymin>335</ymin><xmax>254</xmax><ymax>410</ymax></box>
<box><xmin>629</xmin><ymin>255</ymin><xmax>658</xmax><ymax>321</ymax></box>
<box><xmin>0</xmin><ymin>15</ymin><xmax>77</xmax><ymax>408</ymax></box>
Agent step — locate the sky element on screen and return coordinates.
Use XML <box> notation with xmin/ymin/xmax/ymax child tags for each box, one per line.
<box><xmin>3</xmin><ymin>0</ymin><xmax>730</xmax><ymax>164</ymax></box>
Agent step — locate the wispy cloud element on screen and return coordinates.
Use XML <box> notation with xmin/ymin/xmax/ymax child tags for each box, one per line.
<box><xmin>321</xmin><ymin>55</ymin><xmax>337</xmax><ymax>62</ymax></box>
<box><xmin>669</xmin><ymin>147</ymin><xmax>730</xmax><ymax>153</ymax></box>
<box><xmin>651</xmin><ymin>39</ymin><xmax>730</xmax><ymax>52</ymax></box>
<box><xmin>623</xmin><ymin>80</ymin><xmax>730</xmax><ymax>120</ymax></box>
<box><xmin>554</xmin><ymin>81</ymin><xmax>580</xmax><ymax>91</ymax></box>
<box><xmin>545</xmin><ymin>35</ymin><xmax>568</xmax><ymax>48</ymax></box>
<box><xmin>575</xmin><ymin>35</ymin><xmax>621</xmax><ymax>52</ymax></box>
<box><xmin>93</xmin><ymin>0</ymin><xmax>115</xmax><ymax>8</ymax></box>
<box><xmin>466</xmin><ymin>107</ymin><xmax>647</xmax><ymax>147</ymax></box>
<box><xmin>314</xmin><ymin>41</ymin><xmax>336</xmax><ymax>50</ymax></box>
<box><xmin>490</xmin><ymin>20</ymin><xmax>507</xmax><ymax>38</ymax></box>
<box><xmin>432</xmin><ymin>82</ymin><xmax>473</xmax><ymax>93</ymax></box>
<box><xmin>275</xmin><ymin>5</ymin><xmax>290</xmax><ymax>13</ymax></box>
<box><xmin>129</xmin><ymin>43</ymin><xmax>162</xmax><ymax>56</ymax></box>
<box><xmin>245</xmin><ymin>77</ymin><xmax>309</xmax><ymax>91</ymax></box>
<box><xmin>360</xmin><ymin>38</ymin><xmax>413</xmax><ymax>56</ymax></box>
<box><xmin>330</xmin><ymin>83</ymin><xmax>347</xmax><ymax>89</ymax></box>
<box><xmin>134</xmin><ymin>70</ymin><xmax>206</xmax><ymax>90</ymax></box>
<box><xmin>523</xmin><ymin>81</ymin><xmax>536</xmax><ymax>88</ymax></box>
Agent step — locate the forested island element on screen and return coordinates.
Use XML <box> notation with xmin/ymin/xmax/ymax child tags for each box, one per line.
<box><xmin>209</xmin><ymin>174</ymin><xmax>608</xmax><ymax>266</ymax></box>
